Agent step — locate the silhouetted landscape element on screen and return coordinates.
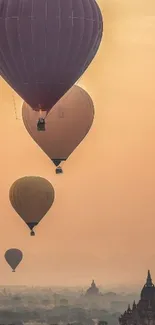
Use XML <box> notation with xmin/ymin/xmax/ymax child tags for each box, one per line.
<box><xmin>0</xmin><ymin>282</ymin><xmax>139</xmax><ymax>325</ymax></box>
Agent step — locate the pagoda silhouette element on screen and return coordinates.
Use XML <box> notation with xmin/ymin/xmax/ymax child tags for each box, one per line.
<box><xmin>85</xmin><ymin>280</ymin><xmax>100</xmax><ymax>296</ymax></box>
<box><xmin>119</xmin><ymin>270</ymin><xmax>155</xmax><ymax>325</ymax></box>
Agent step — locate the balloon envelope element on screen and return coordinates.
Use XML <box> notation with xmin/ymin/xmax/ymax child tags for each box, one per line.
<box><xmin>9</xmin><ymin>176</ymin><xmax>55</xmax><ymax>235</ymax></box>
<box><xmin>5</xmin><ymin>249</ymin><xmax>23</xmax><ymax>271</ymax></box>
<box><xmin>22</xmin><ymin>85</ymin><xmax>94</xmax><ymax>167</ymax></box>
<box><xmin>0</xmin><ymin>0</ymin><xmax>103</xmax><ymax>111</ymax></box>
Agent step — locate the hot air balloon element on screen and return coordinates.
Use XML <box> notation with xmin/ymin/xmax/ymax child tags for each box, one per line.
<box><xmin>5</xmin><ymin>249</ymin><xmax>23</xmax><ymax>272</ymax></box>
<box><xmin>0</xmin><ymin>0</ymin><xmax>103</xmax><ymax>128</ymax></box>
<box><xmin>22</xmin><ymin>85</ymin><xmax>94</xmax><ymax>173</ymax></box>
<box><xmin>9</xmin><ymin>176</ymin><xmax>55</xmax><ymax>236</ymax></box>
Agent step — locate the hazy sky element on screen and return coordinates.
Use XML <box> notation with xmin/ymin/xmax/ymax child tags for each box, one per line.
<box><xmin>0</xmin><ymin>0</ymin><xmax>155</xmax><ymax>288</ymax></box>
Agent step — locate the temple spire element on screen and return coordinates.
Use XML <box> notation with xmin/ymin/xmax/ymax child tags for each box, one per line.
<box><xmin>132</xmin><ymin>301</ymin><xmax>136</xmax><ymax>310</ymax></box>
<box><xmin>127</xmin><ymin>304</ymin><xmax>131</xmax><ymax>312</ymax></box>
<box><xmin>91</xmin><ymin>280</ymin><xmax>96</xmax><ymax>287</ymax></box>
<box><xmin>146</xmin><ymin>270</ymin><xmax>153</xmax><ymax>287</ymax></box>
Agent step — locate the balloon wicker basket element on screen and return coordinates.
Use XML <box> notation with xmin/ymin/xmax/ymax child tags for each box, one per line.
<box><xmin>30</xmin><ymin>230</ymin><xmax>35</xmax><ymax>236</ymax></box>
<box><xmin>37</xmin><ymin>118</ymin><xmax>46</xmax><ymax>131</ymax></box>
<box><xmin>56</xmin><ymin>166</ymin><xmax>63</xmax><ymax>174</ymax></box>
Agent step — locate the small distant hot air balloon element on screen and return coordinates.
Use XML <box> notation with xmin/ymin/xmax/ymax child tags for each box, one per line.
<box><xmin>9</xmin><ymin>176</ymin><xmax>55</xmax><ymax>236</ymax></box>
<box><xmin>0</xmin><ymin>0</ymin><xmax>103</xmax><ymax>128</ymax></box>
<box><xmin>22</xmin><ymin>85</ymin><xmax>94</xmax><ymax>173</ymax></box>
<box><xmin>5</xmin><ymin>249</ymin><xmax>23</xmax><ymax>272</ymax></box>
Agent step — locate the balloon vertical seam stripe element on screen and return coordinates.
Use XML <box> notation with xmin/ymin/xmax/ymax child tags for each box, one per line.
<box><xmin>0</xmin><ymin>3</ymin><xmax>14</xmax><ymax>84</ymax></box>
<box><xmin>30</xmin><ymin>0</ymin><xmax>44</xmax><ymax>103</ymax></box>
<box><xmin>62</xmin><ymin>0</ymin><xmax>88</xmax><ymax>78</ymax></box>
<box><xmin>68</xmin><ymin>0</ymin><xmax>95</xmax><ymax>81</ymax></box>
<box><xmin>57</xmin><ymin>0</ymin><xmax>74</xmax><ymax>79</ymax></box>
<box><xmin>82</xmin><ymin>0</ymin><xmax>103</xmax><ymax>73</ymax></box>
<box><xmin>80</xmin><ymin>0</ymin><xmax>99</xmax><ymax>73</ymax></box>
<box><xmin>3</xmin><ymin>0</ymin><xmax>24</xmax><ymax>85</ymax></box>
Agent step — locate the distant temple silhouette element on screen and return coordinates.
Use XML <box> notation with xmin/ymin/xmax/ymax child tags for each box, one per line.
<box><xmin>119</xmin><ymin>270</ymin><xmax>155</xmax><ymax>325</ymax></box>
<box><xmin>85</xmin><ymin>280</ymin><xmax>100</xmax><ymax>296</ymax></box>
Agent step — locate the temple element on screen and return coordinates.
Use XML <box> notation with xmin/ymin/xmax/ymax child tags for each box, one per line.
<box><xmin>119</xmin><ymin>270</ymin><xmax>155</xmax><ymax>325</ymax></box>
<box><xmin>85</xmin><ymin>280</ymin><xmax>100</xmax><ymax>296</ymax></box>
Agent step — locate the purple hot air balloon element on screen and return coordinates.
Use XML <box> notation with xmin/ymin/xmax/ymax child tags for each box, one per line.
<box><xmin>0</xmin><ymin>0</ymin><xmax>103</xmax><ymax>121</ymax></box>
<box><xmin>5</xmin><ymin>249</ymin><xmax>23</xmax><ymax>272</ymax></box>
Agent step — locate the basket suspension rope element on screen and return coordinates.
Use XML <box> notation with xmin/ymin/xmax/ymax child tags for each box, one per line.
<box><xmin>12</xmin><ymin>91</ymin><xmax>19</xmax><ymax>120</ymax></box>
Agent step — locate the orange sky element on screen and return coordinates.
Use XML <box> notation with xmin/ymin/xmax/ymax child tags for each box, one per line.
<box><xmin>0</xmin><ymin>0</ymin><xmax>155</xmax><ymax>288</ymax></box>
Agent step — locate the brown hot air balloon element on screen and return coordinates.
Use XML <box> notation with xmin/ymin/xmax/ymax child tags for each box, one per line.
<box><xmin>5</xmin><ymin>249</ymin><xmax>23</xmax><ymax>272</ymax></box>
<box><xmin>22</xmin><ymin>85</ymin><xmax>94</xmax><ymax>173</ymax></box>
<box><xmin>9</xmin><ymin>176</ymin><xmax>55</xmax><ymax>236</ymax></box>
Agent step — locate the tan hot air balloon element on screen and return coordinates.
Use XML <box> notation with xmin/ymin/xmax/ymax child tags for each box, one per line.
<box><xmin>22</xmin><ymin>85</ymin><xmax>94</xmax><ymax>173</ymax></box>
<box><xmin>5</xmin><ymin>249</ymin><xmax>23</xmax><ymax>272</ymax></box>
<box><xmin>9</xmin><ymin>176</ymin><xmax>55</xmax><ymax>236</ymax></box>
